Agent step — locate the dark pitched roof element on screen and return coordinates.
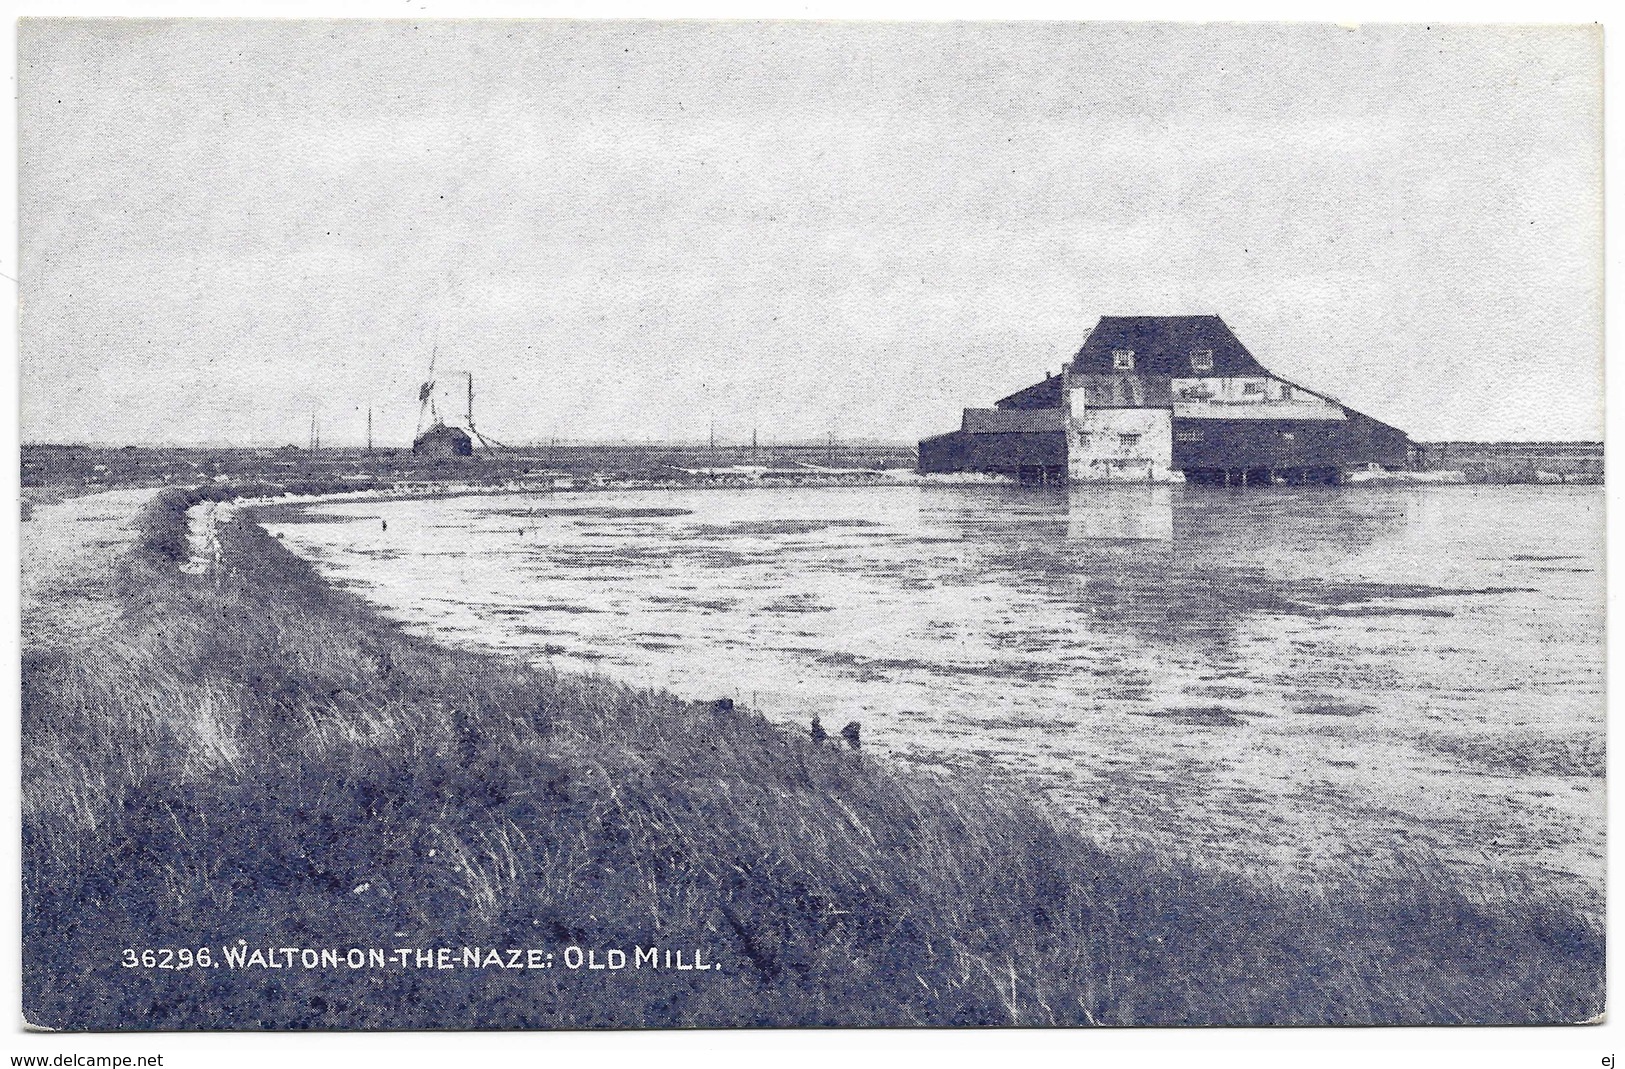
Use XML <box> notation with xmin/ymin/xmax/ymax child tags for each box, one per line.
<box><xmin>994</xmin><ymin>374</ymin><xmax>1064</xmax><ymax>411</ymax></box>
<box><xmin>1071</xmin><ymin>316</ymin><xmax>1269</xmax><ymax>378</ymax></box>
<box><xmin>961</xmin><ymin>407</ymin><xmax>1065</xmax><ymax>434</ymax></box>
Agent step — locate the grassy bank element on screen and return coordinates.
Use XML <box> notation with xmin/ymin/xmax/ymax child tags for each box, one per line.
<box><xmin>21</xmin><ymin>488</ymin><xmax>1603</xmax><ymax>1029</ymax></box>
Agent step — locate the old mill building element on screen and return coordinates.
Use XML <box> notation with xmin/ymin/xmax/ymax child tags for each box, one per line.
<box><xmin>918</xmin><ymin>315</ymin><xmax>1416</xmax><ymax>485</ymax></box>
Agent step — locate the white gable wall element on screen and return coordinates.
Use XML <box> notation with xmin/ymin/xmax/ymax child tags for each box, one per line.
<box><xmin>1066</xmin><ymin>406</ymin><xmax>1174</xmax><ymax>482</ymax></box>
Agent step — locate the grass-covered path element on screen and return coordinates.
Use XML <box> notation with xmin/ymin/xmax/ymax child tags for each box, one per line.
<box><xmin>21</xmin><ymin>487</ymin><xmax>162</xmax><ymax>650</ymax></box>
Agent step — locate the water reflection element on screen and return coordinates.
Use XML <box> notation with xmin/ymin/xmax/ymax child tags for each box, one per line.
<box><xmin>1066</xmin><ymin>485</ymin><xmax>1174</xmax><ymax>542</ymax></box>
<box><xmin>941</xmin><ymin>483</ymin><xmax>1417</xmax><ymax>553</ymax></box>
<box><xmin>1053</xmin><ymin>484</ymin><xmax>1418</xmax><ymax>552</ymax></box>
<box><xmin>944</xmin><ymin>486</ymin><xmax>1434</xmax><ymax>651</ymax></box>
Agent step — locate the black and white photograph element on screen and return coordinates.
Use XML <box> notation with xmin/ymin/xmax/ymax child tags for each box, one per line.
<box><xmin>9</xmin><ymin>10</ymin><xmax>1609</xmax><ymax>1059</ymax></box>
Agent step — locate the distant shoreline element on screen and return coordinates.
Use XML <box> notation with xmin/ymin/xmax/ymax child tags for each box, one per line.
<box><xmin>20</xmin><ymin>440</ymin><xmax>1605</xmax><ymax>505</ymax></box>
<box><xmin>16</xmin><ymin>439</ymin><xmax>1607</xmax><ymax>451</ymax></box>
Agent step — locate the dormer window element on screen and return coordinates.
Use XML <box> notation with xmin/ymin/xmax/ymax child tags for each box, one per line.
<box><xmin>1112</xmin><ymin>349</ymin><xmax>1136</xmax><ymax>371</ymax></box>
<box><xmin>1190</xmin><ymin>349</ymin><xmax>1214</xmax><ymax>372</ymax></box>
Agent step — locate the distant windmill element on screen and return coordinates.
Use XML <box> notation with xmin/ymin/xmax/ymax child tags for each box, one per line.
<box><xmin>412</xmin><ymin>344</ymin><xmax>471</xmax><ymax>458</ymax></box>
<box><xmin>412</xmin><ymin>349</ymin><xmax>507</xmax><ymax>458</ymax></box>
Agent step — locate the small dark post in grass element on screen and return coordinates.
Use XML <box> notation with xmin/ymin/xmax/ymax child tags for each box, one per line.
<box><xmin>840</xmin><ymin>721</ymin><xmax>861</xmax><ymax>749</ymax></box>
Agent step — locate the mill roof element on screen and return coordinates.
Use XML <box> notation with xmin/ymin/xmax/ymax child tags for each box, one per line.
<box><xmin>1071</xmin><ymin>316</ymin><xmax>1270</xmax><ymax>378</ymax></box>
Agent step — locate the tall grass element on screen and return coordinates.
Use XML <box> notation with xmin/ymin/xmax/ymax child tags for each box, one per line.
<box><xmin>21</xmin><ymin>488</ymin><xmax>1603</xmax><ymax>1029</ymax></box>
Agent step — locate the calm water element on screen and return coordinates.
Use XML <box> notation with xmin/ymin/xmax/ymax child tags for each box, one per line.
<box><xmin>263</xmin><ymin>483</ymin><xmax>1605</xmax><ymax>901</ymax></box>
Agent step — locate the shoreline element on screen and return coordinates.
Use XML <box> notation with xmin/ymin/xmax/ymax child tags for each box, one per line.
<box><xmin>19</xmin><ymin>484</ymin><xmax>1607</xmax><ymax>1029</ymax></box>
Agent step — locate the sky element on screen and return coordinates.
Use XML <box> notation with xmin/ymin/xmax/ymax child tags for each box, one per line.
<box><xmin>18</xmin><ymin>19</ymin><xmax>1603</xmax><ymax>446</ymax></box>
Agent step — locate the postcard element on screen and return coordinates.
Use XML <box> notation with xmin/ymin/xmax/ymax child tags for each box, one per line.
<box><xmin>17</xmin><ymin>18</ymin><xmax>1603</xmax><ymax>1030</ymax></box>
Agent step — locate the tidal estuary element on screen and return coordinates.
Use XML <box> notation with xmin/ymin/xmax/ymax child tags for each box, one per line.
<box><xmin>263</xmin><ymin>483</ymin><xmax>1605</xmax><ymax>905</ymax></box>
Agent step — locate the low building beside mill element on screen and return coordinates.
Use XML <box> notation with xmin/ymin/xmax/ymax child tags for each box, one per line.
<box><xmin>919</xmin><ymin>315</ymin><xmax>1415</xmax><ymax>485</ymax></box>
